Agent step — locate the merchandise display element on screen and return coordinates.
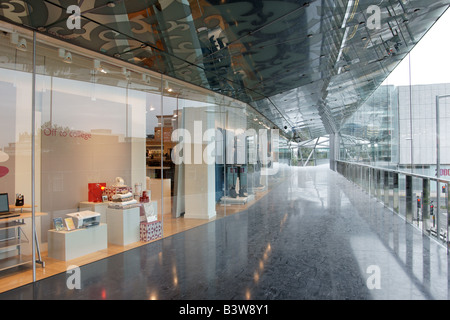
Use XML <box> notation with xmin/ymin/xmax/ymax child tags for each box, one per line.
<box><xmin>103</xmin><ymin>177</ymin><xmax>133</xmax><ymax>201</ymax></box>
<box><xmin>224</xmin><ymin>165</ymin><xmax>249</xmax><ymax>200</ymax></box>
<box><xmin>88</xmin><ymin>183</ymin><xmax>106</xmax><ymax>202</ymax></box>
<box><xmin>106</xmin><ymin>207</ymin><xmax>140</xmax><ymax>245</ymax></box>
<box><xmin>134</xmin><ymin>183</ymin><xmax>142</xmax><ymax>200</ymax></box>
<box><xmin>108</xmin><ymin>191</ymin><xmax>139</xmax><ymax>209</ymax></box>
<box><xmin>112</xmin><ymin>192</ymin><xmax>134</xmax><ymax>202</ymax></box>
<box><xmin>15</xmin><ymin>193</ymin><xmax>24</xmax><ymax>206</ymax></box>
<box><xmin>140</xmin><ymin>220</ymin><xmax>162</xmax><ymax>242</ymax></box>
<box><xmin>140</xmin><ymin>190</ymin><xmax>150</xmax><ymax>203</ymax></box>
<box><xmin>64</xmin><ymin>217</ymin><xmax>75</xmax><ymax>231</ymax></box>
<box><xmin>104</xmin><ymin>186</ymin><xmax>132</xmax><ymax>200</ymax></box>
<box><xmin>225</xmin><ymin>165</ymin><xmax>249</xmax><ymax>198</ymax></box>
<box><xmin>66</xmin><ymin>211</ymin><xmax>101</xmax><ymax>228</ymax></box>
<box><xmin>140</xmin><ymin>201</ymin><xmax>157</xmax><ymax>223</ymax></box>
<box><xmin>48</xmin><ymin>224</ymin><xmax>108</xmax><ymax>261</ymax></box>
<box><xmin>53</xmin><ymin>217</ymin><xmax>64</xmax><ymax>231</ymax></box>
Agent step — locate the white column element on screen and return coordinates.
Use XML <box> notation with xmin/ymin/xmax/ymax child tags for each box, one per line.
<box><xmin>183</xmin><ymin>106</ymin><xmax>216</xmax><ymax>219</ymax></box>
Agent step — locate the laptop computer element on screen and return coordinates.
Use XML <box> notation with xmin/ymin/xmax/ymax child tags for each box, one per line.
<box><xmin>0</xmin><ymin>193</ymin><xmax>20</xmax><ymax>219</ymax></box>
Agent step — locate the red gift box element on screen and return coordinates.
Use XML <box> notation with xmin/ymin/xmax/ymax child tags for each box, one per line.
<box><xmin>88</xmin><ymin>183</ymin><xmax>106</xmax><ymax>202</ymax></box>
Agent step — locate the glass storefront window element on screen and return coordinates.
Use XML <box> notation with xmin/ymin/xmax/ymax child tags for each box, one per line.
<box><xmin>0</xmin><ymin>27</ymin><xmax>35</xmax><ymax>289</ymax></box>
<box><xmin>0</xmin><ymin>20</ymin><xmax>285</xmax><ymax>292</ymax></box>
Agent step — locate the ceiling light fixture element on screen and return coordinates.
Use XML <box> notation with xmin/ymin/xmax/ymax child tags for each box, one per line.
<box><xmin>165</xmin><ymin>80</ymin><xmax>173</xmax><ymax>92</ymax></box>
<box><xmin>142</xmin><ymin>74</ymin><xmax>152</xmax><ymax>84</ymax></box>
<box><xmin>58</xmin><ymin>48</ymin><xmax>72</xmax><ymax>63</ymax></box>
<box><xmin>94</xmin><ymin>59</ymin><xmax>108</xmax><ymax>74</ymax></box>
<box><xmin>15</xmin><ymin>38</ymin><xmax>27</xmax><ymax>51</ymax></box>
<box><xmin>122</xmin><ymin>67</ymin><xmax>131</xmax><ymax>80</ymax></box>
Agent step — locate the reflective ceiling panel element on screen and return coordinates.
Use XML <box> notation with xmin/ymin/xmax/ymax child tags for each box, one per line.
<box><xmin>0</xmin><ymin>0</ymin><xmax>448</xmax><ymax>141</ymax></box>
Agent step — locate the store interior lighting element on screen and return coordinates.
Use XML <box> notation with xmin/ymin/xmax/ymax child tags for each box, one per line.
<box><xmin>58</xmin><ymin>48</ymin><xmax>72</xmax><ymax>64</ymax></box>
<box><xmin>94</xmin><ymin>59</ymin><xmax>108</xmax><ymax>74</ymax></box>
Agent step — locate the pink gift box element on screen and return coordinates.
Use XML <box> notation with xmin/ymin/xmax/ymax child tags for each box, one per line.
<box><xmin>140</xmin><ymin>220</ymin><xmax>162</xmax><ymax>242</ymax></box>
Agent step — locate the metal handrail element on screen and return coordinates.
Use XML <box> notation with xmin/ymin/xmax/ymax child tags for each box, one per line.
<box><xmin>335</xmin><ymin>160</ymin><xmax>450</xmax><ymax>184</ymax></box>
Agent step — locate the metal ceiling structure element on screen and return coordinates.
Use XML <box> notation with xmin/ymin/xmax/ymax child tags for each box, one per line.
<box><xmin>0</xmin><ymin>0</ymin><xmax>449</xmax><ymax>142</ymax></box>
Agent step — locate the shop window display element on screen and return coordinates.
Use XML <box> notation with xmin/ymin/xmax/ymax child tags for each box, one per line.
<box><xmin>0</xmin><ymin>22</ymin><xmax>285</xmax><ymax>291</ymax></box>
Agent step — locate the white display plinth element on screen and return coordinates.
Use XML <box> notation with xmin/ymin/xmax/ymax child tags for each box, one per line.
<box><xmin>48</xmin><ymin>224</ymin><xmax>107</xmax><ymax>261</ymax></box>
<box><xmin>220</xmin><ymin>194</ymin><xmax>255</xmax><ymax>205</ymax></box>
<box><xmin>106</xmin><ymin>207</ymin><xmax>140</xmax><ymax>246</ymax></box>
<box><xmin>79</xmin><ymin>201</ymin><xmax>108</xmax><ymax>223</ymax></box>
<box><xmin>249</xmin><ymin>185</ymin><xmax>267</xmax><ymax>193</ymax></box>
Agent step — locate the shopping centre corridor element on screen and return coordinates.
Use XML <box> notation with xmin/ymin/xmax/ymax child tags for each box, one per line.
<box><xmin>1</xmin><ymin>165</ymin><xmax>448</xmax><ymax>300</ymax></box>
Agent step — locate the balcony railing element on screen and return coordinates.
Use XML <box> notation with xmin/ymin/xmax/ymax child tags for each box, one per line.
<box><xmin>335</xmin><ymin>160</ymin><xmax>450</xmax><ymax>253</ymax></box>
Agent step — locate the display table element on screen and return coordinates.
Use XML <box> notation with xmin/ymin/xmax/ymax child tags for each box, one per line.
<box><xmin>9</xmin><ymin>204</ymin><xmax>36</xmax><ymax>212</ymax></box>
<box><xmin>249</xmin><ymin>185</ymin><xmax>267</xmax><ymax>193</ymax></box>
<box><xmin>47</xmin><ymin>224</ymin><xmax>107</xmax><ymax>261</ymax></box>
<box><xmin>79</xmin><ymin>201</ymin><xmax>108</xmax><ymax>223</ymax></box>
<box><xmin>106</xmin><ymin>207</ymin><xmax>140</xmax><ymax>246</ymax></box>
<box><xmin>220</xmin><ymin>194</ymin><xmax>255</xmax><ymax>205</ymax></box>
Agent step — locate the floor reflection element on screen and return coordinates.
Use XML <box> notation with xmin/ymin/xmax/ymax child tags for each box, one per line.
<box><xmin>0</xmin><ymin>165</ymin><xmax>449</xmax><ymax>300</ymax></box>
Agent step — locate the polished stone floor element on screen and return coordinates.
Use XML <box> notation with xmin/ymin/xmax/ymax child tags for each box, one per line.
<box><xmin>1</xmin><ymin>165</ymin><xmax>449</xmax><ymax>300</ymax></box>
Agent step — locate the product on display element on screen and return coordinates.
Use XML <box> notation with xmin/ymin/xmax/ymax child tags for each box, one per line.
<box><xmin>108</xmin><ymin>199</ymin><xmax>138</xmax><ymax>209</ymax></box>
<box><xmin>114</xmin><ymin>177</ymin><xmax>125</xmax><ymax>186</ymax></box>
<box><xmin>103</xmin><ymin>177</ymin><xmax>132</xmax><ymax>201</ymax></box>
<box><xmin>108</xmin><ymin>190</ymin><xmax>139</xmax><ymax>209</ymax></box>
<box><xmin>134</xmin><ymin>183</ymin><xmax>142</xmax><ymax>200</ymax></box>
<box><xmin>140</xmin><ymin>190</ymin><xmax>150</xmax><ymax>203</ymax></box>
<box><xmin>64</xmin><ymin>217</ymin><xmax>76</xmax><ymax>231</ymax></box>
<box><xmin>104</xmin><ymin>186</ymin><xmax>132</xmax><ymax>200</ymax></box>
<box><xmin>15</xmin><ymin>193</ymin><xmax>24</xmax><ymax>206</ymax></box>
<box><xmin>88</xmin><ymin>183</ymin><xmax>106</xmax><ymax>202</ymax></box>
<box><xmin>238</xmin><ymin>166</ymin><xmax>248</xmax><ymax>197</ymax></box>
<box><xmin>111</xmin><ymin>192</ymin><xmax>134</xmax><ymax>202</ymax></box>
<box><xmin>66</xmin><ymin>210</ymin><xmax>101</xmax><ymax>228</ymax></box>
<box><xmin>225</xmin><ymin>165</ymin><xmax>248</xmax><ymax>198</ymax></box>
<box><xmin>141</xmin><ymin>201</ymin><xmax>157</xmax><ymax>222</ymax></box>
<box><xmin>226</xmin><ymin>166</ymin><xmax>238</xmax><ymax>198</ymax></box>
<box><xmin>53</xmin><ymin>217</ymin><xmax>64</xmax><ymax>231</ymax></box>
<box><xmin>140</xmin><ymin>220</ymin><xmax>162</xmax><ymax>242</ymax></box>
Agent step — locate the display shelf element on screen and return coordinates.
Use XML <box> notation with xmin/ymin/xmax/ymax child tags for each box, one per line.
<box><xmin>0</xmin><ymin>212</ymin><xmax>46</xmax><ymax>272</ymax></box>
<box><xmin>0</xmin><ymin>238</ymin><xmax>28</xmax><ymax>251</ymax></box>
<box><xmin>0</xmin><ymin>221</ymin><xmax>25</xmax><ymax>231</ymax></box>
<box><xmin>0</xmin><ymin>254</ymin><xmax>32</xmax><ymax>272</ymax></box>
